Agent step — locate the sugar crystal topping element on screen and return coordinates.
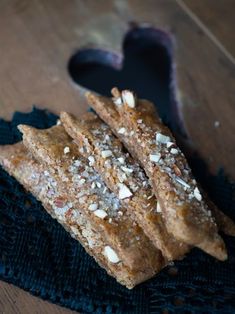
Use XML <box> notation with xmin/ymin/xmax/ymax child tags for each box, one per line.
<box><xmin>127</xmin><ymin>109</ymin><xmax>209</xmax><ymax>211</ymax></box>
<box><xmin>110</xmin><ymin>90</ymin><xmax>210</xmax><ymax>215</ymax></box>
<box><xmin>89</xmin><ymin>122</ymin><xmax>154</xmax><ymax>203</ymax></box>
<box><xmin>52</xmin><ymin>143</ymin><xmax>123</xmax><ymax>220</ymax></box>
<box><xmin>32</xmin><ymin>165</ymin><xmax>102</xmax><ymax>249</ymax></box>
<box><xmin>150</xmin><ymin>130</ymin><xmax>207</xmax><ymax>206</ymax></box>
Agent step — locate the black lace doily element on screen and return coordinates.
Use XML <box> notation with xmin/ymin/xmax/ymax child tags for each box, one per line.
<box><xmin>0</xmin><ymin>108</ymin><xmax>235</xmax><ymax>314</ymax></box>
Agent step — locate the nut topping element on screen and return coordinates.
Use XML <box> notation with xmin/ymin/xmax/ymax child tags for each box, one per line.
<box><xmin>104</xmin><ymin>246</ymin><xmax>120</xmax><ymax>263</ymax></box>
<box><xmin>64</xmin><ymin>146</ymin><xmax>70</xmax><ymax>154</ymax></box>
<box><xmin>121</xmin><ymin>90</ymin><xmax>135</xmax><ymax>108</ymax></box>
<box><xmin>156</xmin><ymin>133</ymin><xmax>171</xmax><ymax>144</ymax></box>
<box><xmin>94</xmin><ymin>209</ymin><xmax>108</xmax><ymax>219</ymax></box>
<box><xmin>150</xmin><ymin>153</ymin><xmax>161</xmax><ymax>163</ymax></box>
<box><xmin>194</xmin><ymin>187</ymin><xmax>202</xmax><ymax>201</ymax></box>
<box><xmin>101</xmin><ymin>150</ymin><xmax>112</xmax><ymax>158</ymax></box>
<box><xmin>118</xmin><ymin>183</ymin><xmax>133</xmax><ymax>199</ymax></box>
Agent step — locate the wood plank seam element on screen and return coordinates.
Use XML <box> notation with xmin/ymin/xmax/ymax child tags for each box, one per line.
<box><xmin>176</xmin><ymin>0</ymin><xmax>235</xmax><ymax>64</ymax></box>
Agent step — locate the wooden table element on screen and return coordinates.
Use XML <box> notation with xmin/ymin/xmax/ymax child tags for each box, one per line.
<box><xmin>0</xmin><ymin>1</ymin><xmax>234</xmax><ymax>313</ymax></box>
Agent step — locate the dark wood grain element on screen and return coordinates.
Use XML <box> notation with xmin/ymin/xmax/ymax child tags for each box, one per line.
<box><xmin>0</xmin><ymin>281</ymin><xmax>77</xmax><ymax>314</ymax></box>
<box><xmin>184</xmin><ymin>0</ymin><xmax>235</xmax><ymax>58</ymax></box>
<box><xmin>0</xmin><ymin>0</ymin><xmax>234</xmax><ymax>313</ymax></box>
<box><xmin>0</xmin><ymin>0</ymin><xmax>234</xmax><ymax>178</ymax></box>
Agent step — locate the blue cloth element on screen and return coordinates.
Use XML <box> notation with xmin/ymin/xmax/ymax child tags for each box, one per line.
<box><xmin>0</xmin><ymin>108</ymin><xmax>234</xmax><ymax>313</ymax></box>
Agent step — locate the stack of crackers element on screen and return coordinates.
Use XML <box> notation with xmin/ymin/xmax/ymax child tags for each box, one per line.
<box><xmin>1</xmin><ymin>88</ymin><xmax>234</xmax><ymax>289</ymax></box>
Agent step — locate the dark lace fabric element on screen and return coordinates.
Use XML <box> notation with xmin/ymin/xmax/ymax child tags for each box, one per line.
<box><xmin>0</xmin><ymin>108</ymin><xmax>235</xmax><ymax>314</ymax></box>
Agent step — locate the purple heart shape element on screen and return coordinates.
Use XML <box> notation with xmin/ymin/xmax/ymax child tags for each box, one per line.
<box><xmin>68</xmin><ymin>25</ymin><xmax>186</xmax><ymax>137</ymax></box>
